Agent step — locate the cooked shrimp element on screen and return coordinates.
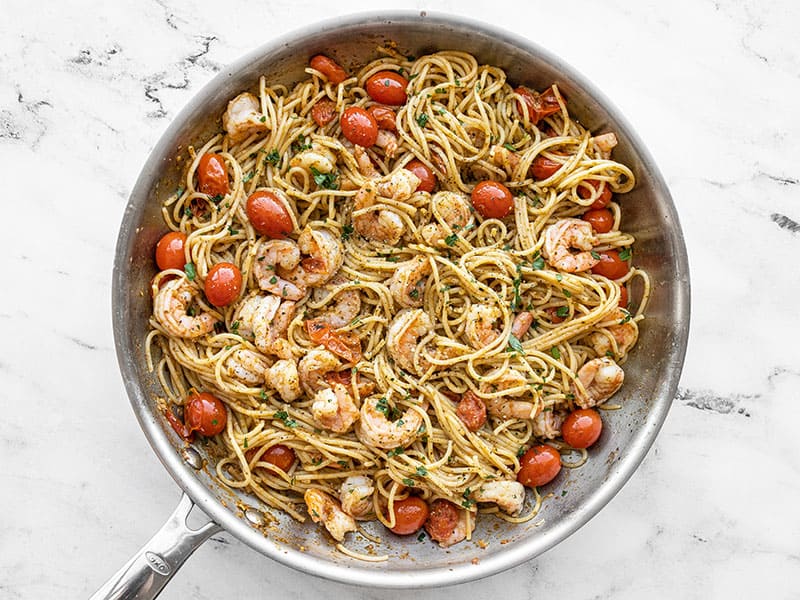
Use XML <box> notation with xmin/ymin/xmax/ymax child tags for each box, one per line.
<box><xmin>289</xmin><ymin>142</ymin><xmax>337</xmax><ymax>174</ymax></box>
<box><xmin>489</xmin><ymin>144</ymin><xmax>520</xmax><ymax>175</ymax></box>
<box><xmin>353</xmin><ymin>144</ymin><xmax>379</xmax><ymax>178</ymax></box>
<box><xmin>311</xmin><ymin>383</ymin><xmax>359</xmax><ymax>433</ymax></box>
<box><xmin>234</xmin><ymin>294</ymin><xmax>296</xmax><ymax>359</ymax></box>
<box><xmin>224</xmin><ymin>349</ymin><xmax>268</xmax><ymax>386</ymax></box>
<box><xmin>153</xmin><ymin>277</ymin><xmax>215</xmax><ymax>339</ymax></box>
<box><xmin>298</xmin><ymin>347</ymin><xmax>340</xmax><ymax>396</ymax></box>
<box><xmin>304</xmin><ymin>489</ymin><xmax>357</xmax><ymax>542</ymax></box>
<box><xmin>464</xmin><ymin>303</ymin><xmax>503</xmax><ymax>348</ymax></box>
<box><xmin>419</xmin><ymin>191</ymin><xmax>474</xmax><ymax>246</ymax></box>
<box><xmin>572</xmin><ymin>357</ymin><xmax>624</xmax><ymax>408</ymax></box>
<box><xmin>511</xmin><ymin>311</ymin><xmax>534</xmax><ymax>339</ymax></box>
<box><xmin>471</xmin><ymin>480</ymin><xmax>525</xmax><ymax>515</ymax></box>
<box><xmin>386</xmin><ymin>308</ymin><xmax>433</xmax><ymax>373</ymax></box>
<box><xmin>352</xmin><ymin>181</ymin><xmax>405</xmax><ymax>245</ymax></box>
<box><xmin>355</xmin><ymin>396</ymin><xmax>427</xmax><ymax>449</ymax></box>
<box><xmin>375</xmin><ymin>129</ymin><xmax>398</xmax><ymax>158</ymax></box>
<box><xmin>222</xmin><ymin>92</ymin><xmax>268</xmax><ymax>143</ymax></box>
<box><xmin>428</xmin><ymin>504</ymin><xmax>468</xmax><ymax>548</ymax></box>
<box><xmin>533</xmin><ymin>408</ymin><xmax>566</xmax><ymax>439</ymax></box>
<box><xmin>253</xmin><ymin>239</ymin><xmax>305</xmax><ymax>300</ymax></box>
<box><xmin>339</xmin><ymin>475</ymin><xmax>374</xmax><ymax>519</ymax></box>
<box><xmin>290</xmin><ymin>226</ymin><xmax>344</xmax><ymax>288</ymax></box>
<box><xmin>480</xmin><ymin>369</ymin><xmax>537</xmax><ymax>420</ymax></box>
<box><xmin>387</xmin><ymin>256</ymin><xmax>431</xmax><ymax>308</ymax></box>
<box><xmin>588</xmin><ymin>308</ymin><xmax>638</xmax><ymax>357</ymax></box>
<box><xmin>375</xmin><ymin>168</ymin><xmax>420</xmax><ymax>200</ymax></box>
<box><xmin>541</xmin><ymin>218</ymin><xmax>599</xmax><ymax>273</ymax></box>
<box><xmin>265</xmin><ymin>358</ymin><xmax>302</xmax><ymax>402</ymax></box>
<box><xmin>312</xmin><ymin>277</ymin><xmax>361</xmax><ymax>328</ymax></box>
<box><xmin>592</xmin><ymin>132</ymin><xmax>618</xmax><ymax>158</ymax></box>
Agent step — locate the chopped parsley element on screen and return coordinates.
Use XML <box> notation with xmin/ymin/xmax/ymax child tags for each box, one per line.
<box><xmin>591</xmin><ymin>251</ymin><xmax>601</xmax><ymax>260</ymax></box>
<box><xmin>269</xmin><ymin>275</ymin><xmax>278</xmax><ymax>284</ymax></box>
<box><xmin>517</xmin><ymin>446</ymin><xmax>526</xmax><ymax>458</ymax></box>
<box><xmin>402</xmin><ymin>478</ymin><xmax>416</xmax><ymax>487</ymax></box>
<box><xmin>531</xmin><ymin>255</ymin><xmax>545</xmax><ymax>270</ymax></box>
<box><xmin>503</xmin><ymin>143</ymin><xmax>516</xmax><ymax>152</ymax></box>
<box><xmin>175</xmin><ymin>186</ymin><xmax>185</xmax><ymax>197</ymax></box>
<box><xmin>243</xmin><ymin>437</ymin><xmax>248</xmax><ymax>449</ymax></box>
<box><xmin>387</xmin><ymin>447</ymin><xmax>405</xmax><ymax>457</ymax></box>
<box><xmin>619</xmin><ymin>309</ymin><xmax>632</xmax><ymax>325</ymax></box>
<box><xmin>511</xmin><ymin>275</ymin><xmax>522</xmax><ymax>310</ymax></box>
<box><xmin>186</xmin><ymin>306</ymin><xmax>196</xmax><ymax>317</ymax></box>
<box><xmin>292</xmin><ymin>137</ymin><xmax>312</xmax><ymax>152</ymax></box>
<box><xmin>310</xmin><ymin>166</ymin><xmax>339</xmax><ymax>190</ymax></box>
<box><xmin>561</xmin><ymin>489</ymin><xmax>568</xmax><ymax>497</ymax></box>
<box><xmin>230</xmin><ymin>321</ymin><xmax>240</xmax><ymax>334</ymax></box>
<box><xmin>562</xmin><ymin>288</ymin><xmax>572</xmax><ymax>298</ymax></box>
<box><xmin>210</xmin><ymin>194</ymin><xmax>224</xmax><ymax>205</ymax></box>
<box><xmin>409</xmin><ymin>288</ymin><xmax>419</xmax><ymax>299</ymax></box>
<box><xmin>417</xmin><ymin>531</ymin><xmax>426</xmax><ymax>541</ymax></box>
<box><xmin>435</xmin><ymin>87</ymin><xmax>447</xmax><ymax>94</ymax></box>
<box><xmin>274</xmin><ymin>410</ymin><xmax>298</xmax><ymax>428</ymax></box>
<box><xmin>183</xmin><ymin>206</ymin><xmax>193</xmax><ymax>218</ymax></box>
<box><xmin>556</xmin><ymin>306</ymin><xmax>569</xmax><ymax>318</ymax></box>
<box><xmin>265</xmin><ymin>149</ymin><xmax>281</xmax><ymax>166</ymax></box>
<box><xmin>341</xmin><ymin>224</ymin><xmax>354</xmax><ymax>241</ymax></box>
<box><xmin>184</xmin><ymin>262</ymin><xmax>196</xmax><ymax>281</ymax></box>
<box><xmin>242</xmin><ymin>171</ymin><xmax>254</xmax><ymax>183</ymax></box>
<box><xmin>444</xmin><ymin>233</ymin><xmax>458</xmax><ymax>246</ymax></box>
<box><xmin>550</xmin><ymin>347</ymin><xmax>561</xmax><ymax>360</ymax></box>
<box><xmin>416</xmin><ymin>113</ymin><xmax>429</xmax><ymax>127</ymax></box>
<box><xmin>228</xmin><ymin>225</ymin><xmax>238</xmax><ymax>235</ymax></box>
<box><xmin>556</xmin><ymin>273</ymin><xmax>563</xmax><ymax>282</ymax></box>
<box><xmin>618</xmin><ymin>247</ymin><xmax>632</xmax><ymax>261</ymax></box>
<box><xmin>259</xmin><ymin>115</ymin><xmax>267</xmax><ymax>123</ymax></box>
<box><xmin>508</xmin><ymin>334</ymin><xmax>525</xmax><ymax>354</ymax></box>
<box><xmin>461</xmin><ymin>498</ymin><xmax>475</xmax><ymax>509</ymax></box>
<box><xmin>213</xmin><ymin>321</ymin><xmax>226</xmax><ymax>334</ymax></box>
<box><xmin>416</xmin><ymin>466</ymin><xmax>428</xmax><ymax>477</ymax></box>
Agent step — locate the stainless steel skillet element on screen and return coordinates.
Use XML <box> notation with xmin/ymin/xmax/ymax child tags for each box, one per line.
<box><xmin>98</xmin><ymin>11</ymin><xmax>690</xmax><ymax>598</ymax></box>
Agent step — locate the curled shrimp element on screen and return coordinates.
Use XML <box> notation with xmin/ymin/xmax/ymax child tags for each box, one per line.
<box><xmin>489</xmin><ymin>144</ymin><xmax>520</xmax><ymax>176</ymax></box>
<box><xmin>224</xmin><ymin>349</ymin><xmax>268</xmax><ymax>386</ymax></box>
<box><xmin>234</xmin><ymin>294</ymin><xmax>296</xmax><ymax>359</ymax></box>
<box><xmin>471</xmin><ymin>480</ymin><xmax>526</xmax><ymax>515</ymax></box>
<box><xmin>253</xmin><ymin>239</ymin><xmax>305</xmax><ymax>300</ymax></box>
<box><xmin>511</xmin><ymin>311</ymin><xmax>534</xmax><ymax>339</ymax></box>
<box><xmin>311</xmin><ymin>383</ymin><xmax>359</xmax><ymax>433</ymax></box>
<box><xmin>298</xmin><ymin>347</ymin><xmax>340</xmax><ymax>397</ymax></box>
<box><xmin>386</xmin><ymin>308</ymin><xmax>433</xmax><ymax>374</ymax></box>
<box><xmin>289</xmin><ymin>142</ymin><xmax>337</xmax><ymax>175</ymax></box>
<box><xmin>419</xmin><ymin>191</ymin><xmax>474</xmax><ymax>246</ymax></box>
<box><xmin>222</xmin><ymin>92</ymin><xmax>268</xmax><ymax>143</ymax></box>
<box><xmin>311</xmin><ymin>277</ymin><xmax>361</xmax><ymax>328</ymax></box>
<box><xmin>464</xmin><ymin>303</ymin><xmax>503</xmax><ymax>348</ymax></box>
<box><xmin>588</xmin><ymin>308</ymin><xmax>638</xmax><ymax>357</ymax></box>
<box><xmin>355</xmin><ymin>396</ymin><xmax>427</xmax><ymax>450</ymax></box>
<box><xmin>375</xmin><ymin>129</ymin><xmax>398</xmax><ymax>158</ymax></box>
<box><xmin>304</xmin><ymin>489</ymin><xmax>357</xmax><ymax>542</ymax></box>
<box><xmin>542</xmin><ymin>218</ymin><xmax>599</xmax><ymax>273</ymax></box>
<box><xmin>265</xmin><ymin>358</ymin><xmax>302</xmax><ymax>402</ymax></box>
<box><xmin>387</xmin><ymin>256</ymin><xmax>431</xmax><ymax>308</ymax></box>
<box><xmin>153</xmin><ymin>277</ymin><xmax>215</xmax><ymax>339</ymax></box>
<box><xmin>572</xmin><ymin>357</ymin><xmax>624</xmax><ymax>408</ymax></box>
<box><xmin>289</xmin><ymin>226</ymin><xmax>344</xmax><ymax>289</ymax></box>
<box><xmin>592</xmin><ymin>132</ymin><xmax>618</xmax><ymax>158</ymax></box>
<box><xmin>352</xmin><ymin>169</ymin><xmax>419</xmax><ymax>245</ymax></box>
<box><xmin>340</xmin><ymin>475</ymin><xmax>374</xmax><ymax>519</ymax></box>
<box><xmin>533</xmin><ymin>408</ymin><xmax>566</xmax><ymax>439</ymax></box>
<box><xmin>480</xmin><ymin>369</ymin><xmax>537</xmax><ymax>420</ymax></box>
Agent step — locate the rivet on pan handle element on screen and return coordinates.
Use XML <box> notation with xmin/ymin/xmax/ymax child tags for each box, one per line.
<box><xmin>90</xmin><ymin>493</ymin><xmax>221</xmax><ymax>600</ymax></box>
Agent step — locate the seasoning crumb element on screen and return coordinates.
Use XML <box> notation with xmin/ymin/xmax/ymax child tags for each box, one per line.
<box><xmin>471</xmin><ymin>557</ymin><xmax>480</xmax><ymax>565</ymax></box>
<box><xmin>476</xmin><ymin>539</ymin><xmax>488</xmax><ymax>549</ymax></box>
<box><xmin>500</xmin><ymin>539</ymin><xmax>510</xmax><ymax>545</ymax></box>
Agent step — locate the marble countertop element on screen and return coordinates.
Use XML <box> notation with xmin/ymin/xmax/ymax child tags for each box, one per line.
<box><xmin>2</xmin><ymin>0</ymin><xmax>798</xmax><ymax>598</ymax></box>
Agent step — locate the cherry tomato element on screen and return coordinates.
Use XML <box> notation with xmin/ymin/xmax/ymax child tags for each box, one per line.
<box><xmin>306</xmin><ymin>319</ymin><xmax>362</xmax><ymax>363</ymax></box>
<box><xmin>618</xmin><ymin>285</ymin><xmax>629</xmax><ymax>308</ymax></box>
<box><xmin>185</xmin><ymin>392</ymin><xmax>227</xmax><ymax>437</ymax></box>
<box><xmin>517</xmin><ymin>445</ymin><xmax>561</xmax><ymax>488</ymax></box>
<box><xmin>582</xmin><ymin>208</ymin><xmax>614</xmax><ymax>234</ymax></box>
<box><xmin>204</xmin><ymin>262</ymin><xmax>243</xmax><ymax>307</ymax></box>
<box><xmin>246</xmin><ymin>190</ymin><xmax>294</xmax><ymax>238</ymax></box>
<box><xmin>578</xmin><ymin>179</ymin><xmax>613</xmax><ymax>209</ymax></box>
<box><xmin>531</xmin><ymin>155</ymin><xmax>562</xmax><ymax>181</ymax></box>
<box><xmin>546</xmin><ymin>307</ymin><xmax>566</xmax><ymax>324</ymax></box>
<box><xmin>390</xmin><ymin>496</ymin><xmax>430</xmax><ymax>535</ymax></box>
<box><xmin>164</xmin><ymin>408</ymin><xmax>192</xmax><ymax>440</ymax></box>
<box><xmin>309</xmin><ymin>54</ymin><xmax>348</xmax><ymax>85</ymax></box>
<box><xmin>197</xmin><ymin>153</ymin><xmax>229</xmax><ymax>197</ymax></box>
<box><xmin>592</xmin><ymin>249</ymin><xmax>629</xmax><ymax>280</ymax></box>
<box><xmin>258</xmin><ymin>444</ymin><xmax>296</xmax><ymax>472</ymax></box>
<box><xmin>367</xmin><ymin>105</ymin><xmax>397</xmax><ymax>131</ymax></box>
<box><xmin>471</xmin><ymin>180</ymin><xmax>514</xmax><ymax>219</ymax></box>
<box><xmin>424</xmin><ymin>499</ymin><xmax>460</xmax><ymax>544</ymax></box>
<box><xmin>340</xmin><ymin>106</ymin><xmax>378</xmax><ymax>147</ymax></box>
<box><xmin>311</xmin><ymin>99</ymin><xmax>337</xmax><ymax>127</ymax></box>
<box><xmin>404</xmin><ymin>159</ymin><xmax>437</xmax><ymax>193</ymax></box>
<box><xmin>155</xmin><ymin>231</ymin><xmax>187</xmax><ymax>271</ymax></box>
<box><xmin>456</xmin><ymin>391</ymin><xmax>487</xmax><ymax>432</ymax></box>
<box><xmin>514</xmin><ymin>85</ymin><xmax>562</xmax><ymax>124</ymax></box>
<box><xmin>365</xmin><ymin>71</ymin><xmax>409</xmax><ymax>106</ymax></box>
<box><xmin>561</xmin><ymin>409</ymin><xmax>603</xmax><ymax>449</ymax></box>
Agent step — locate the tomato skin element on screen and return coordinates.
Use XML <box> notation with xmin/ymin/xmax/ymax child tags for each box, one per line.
<box><xmin>257</xmin><ymin>444</ymin><xmax>296</xmax><ymax>472</ymax></box>
<box><xmin>404</xmin><ymin>159</ymin><xmax>437</xmax><ymax>193</ymax></box>
<box><xmin>424</xmin><ymin>499</ymin><xmax>460</xmax><ymax>543</ymax></box>
<box><xmin>365</xmin><ymin>71</ymin><xmax>409</xmax><ymax>106</ymax></box>
<box><xmin>517</xmin><ymin>445</ymin><xmax>561</xmax><ymax>488</ymax></box>
<box><xmin>583</xmin><ymin>208</ymin><xmax>614</xmax><ymax>234</ymax></box>
<box><xmin>592</xmin><ymin>249</ymin><xmax>629</xmax><ymax>280</ymax></box>
<box><xmin>390</xmin><ymin>496</ymin><xmax>430</xmax><ymax>535</ymax></box>
<box><xmin>246</xmin><ymin>190</ymin><xmax>294</xmax><ymax>238</ymax></box>
<box><xmin>514</xmin><ymin>85</ymin><xmax>562</xmax><ymax>124</ymax></box>
<box><xmin>456</xmin><ymin>391</ymin><xmax>487</xmax><ymax>432</ymax></box>
<box><xmin>546</xmin><ymin>307</ymin><xmax>565</xmax><ymax>324</ymax></box>
<box><xmin>531</xmin><ymin>155</ymin><xmax>562</xmax><ymax>181</ymax></box>
<box><xmin>471</xmin><ymin>180</ymin><xmax>514</xmax><ymax>219</ymax></box>
<box><xmin>618</xmin><ymin>285</ymin><xmax>629</xmax><ymax>308</ymax></box>
<box><xmin>578</xmin><ymin>180</ymin><xmax>613</xmax><ymax>209</ymax></box>
<box><xmin>197</xmin><ymin>153</ymin><xmax>229</xmax><ymax>197</ymax></box>
<box><xmin>340</xmin><ymin>107</ymin><xmax>378</xmax><ymax>147</ymax></box>
<box><xmin>204</xmin><ymin>263</ymin><xmax>243</xmax><ymax>307</ymax></box>
<box><xmin>185</xmin><ymin>392</ymin><xmax>227</xmax><ymax>436</ymax></box>
<box><xmin>155</xmin><ymin>231</ymin><xmax>187</xmax><ymax>271</ymax></box>
<box><xmin>311</xmin><ymin>99</ymin><xmax>337</xmax><ymax>127</ymax></box>
<box><xmin>368</xmin><ymin>106</ymin><xmax>397</xmax><ymax>131</ymax></box>
<box><xmin>309</xmin><ymin>54</ymin><xmax>347</xmax><ymax>85</ymax></box>
<box><xmin>306</xmin><ymin>319</ymin><xmax>362</xmax><ymax>363</ymax></box>
<box><xmin>561</xmin><ymin>409</ymin><xmax>603</xmax><ymax>449</ymax></box>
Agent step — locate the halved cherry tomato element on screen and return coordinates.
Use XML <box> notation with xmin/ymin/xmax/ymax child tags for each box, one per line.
<box><xmin>517</xmin><ymin>445</ymin><xmax>561</xmax><ymax>487</ymax></box>
<box><xmin>365</xmin><ymin>71</ymin><xmax>409</xmax><ymax>106</ymax></box>
<box><xmin>204</xmin><ymin>263</ymin><xmax>242</xmax><ymax>307</ymax></box>
<box><xmin>164</xmin><ymin>408</ymin><xmax>192</xmax><ymax>440</ymax></box>
<box><xmin>155</xmin><ymin>231</ymin><xmax>187</xmax><ymax>271</ymax></box>
<box><xmin>390</xmin><ymin>496</ymin><xmax>429</xmax><ymax>535</ymax></box>
<box><xmin>185</xmin><ymin>392</ymin><xmax>227</xmax><ymax>437</ymax></box>
<box><xmin>254</xmin><ymin>444</ymin><xmax>296</xmax><ymax>472</ymax></box>
<box><xmin>471</xmin><ymin>180</ymin><xmax>514</xmax><ymax>219</ymax></box>
<box><xmin>592</xmin><ymin>249</ymin><xmax>629</xmax><ymax>280</ymax></box>
<box><xmin>582</xmin><ymin>208</ymin><xmax>614</xmax><ymax>234</ymax></box>
<box><xmin>197</xmin><ymin>153</ymin><xmax>229</xmax><ymax>197</ymax></box>
<box><xmin>246</xmin><ymin>190</ymin><xmax>294</xmax><ymax>238</ymax></box>
<box><xmin>425</xmin><ymin>499</ymin><xmax>460</xmax><ymax>544</ymax></box>
<box><xmin>309</xmin><ymin>54</ymin><xmax>347</xmax><ymax>85</ymax></box>
<box><xmin>311</xmin><ymin>99</ymin><xmax>337</xmax><ymax>127</ymax></box>
<box><xmin>340</xmin><ymin>106</ymin><xmax>378</xmax><ymax>147</ymax></box>
<box><xmin>306</xmin><ymin>319</ymin><xmax>362</xmax><ymax>363</ymax></box>
<box><xmin>404</xmin><ymin>159</ymin><xmax>437</xmax><ymax>193</ymax></box>
<box><xmin>578</xmin><ymin>179</ymin><xmax>613</xmax><ymax>209</ymax></box>
<box><xmin>368</xmin><ymin>105</ymin><xmax>397</xmax><ymax>131</ymax></box>
<box><xmin>456</xmin><ymin>391</ymin><xmax>487</xmax><ymax>432</ymax></box>
<box><xmin>618</xmin><ymin>285</ymin><xmax>629</xmax><ymax>308</ymax></box>
<box><xmin>514</xmin><ymin>85</ymin><xmax>561</xmax><ymax>124</ymax></box>
<box><xmin>531</xmin><ymin>155</ymin><xmax>562</xmax><ymax>181</ymax></box>
<box><xmin>561</xmin><ymin>409</ymin><xmax>603</xmax><ymax>449</ymax></box>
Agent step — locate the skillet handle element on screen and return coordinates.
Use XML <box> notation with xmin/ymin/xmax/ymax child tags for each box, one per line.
<box><xmin>90</xmin><ymin>493</ymin><xmax>222</xmax><ymax>600</ymax></box>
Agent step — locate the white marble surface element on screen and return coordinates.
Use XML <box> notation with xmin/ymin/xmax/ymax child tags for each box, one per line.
<box><xmin>2</xmin><ymin>0</ymin><xmax>798</xmax><ymax>597</ymax></box>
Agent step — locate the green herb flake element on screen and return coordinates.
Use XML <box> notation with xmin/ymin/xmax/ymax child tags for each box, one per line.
<box><xmin>517</xmin><ymin>446</ymin><xmax>526</xmax><ymax>458</ymax></box>
<box><xmin>228</xmin><ymin>225</ymin><xmax>238</xmax><ymax>235</ymax></box>
<box><xmin>231</xmin><ymin>321</ymin><xmax>240</xmax><ymax>333</ymax></box>
<box><xmin>341</xmin><ymin>224</ymin><xmax>354</xmax><ymax>241</ymax></box>
<box><xmin>176</xmin><ymin>186</ymin><xmax>185</xmax><ymax>197</ymax></box>
<box><xmin>508</xmin><ymin>334</ymin><xmax>525</xmax><ymax>355</ymax></box>
<box><xmin>337</xmin><ymin>460</ymin><xmax>349</xmax><ymax>467</ymax></box>
<box><xmin>605</xmin><ymin>350</ymin><xmax>615</xmax><ymax>358</ymax></box>
<box><xmin>562</xmin><ymin>288</ymin><xmax>572</xmax><ymax>298</ymax></box>
<box><xmin>462</xmin><ymin>487</ymin><xmax>472</xmax><ymax>499</ymax></box>
<box><xmin>409</xmin><ymin>288</ymin><xmax>419</xmax><ymax>299</ymax></box>
<box><xmin>186</xmin><ymin>306</ymin><xmax>196</xmax><ymax>317</ymax></box>
<box><xmin>416</xmin><ymin>113</ymin><xmax>429</xmax><ymax>127</ymax></box>
<box><xmin>511</xmin><ymin>276</ymin><xmax>522</xmax><ymax>310</ymax></box>
<box><xmin>183</xmin><ymin>206</ymin><xmax>193</xmax><ymax>218</ymax></box>
<box><xmin>556</xmin><ymin>306</ymin><xmax>569</xmax><ymax>318</ymax></box>
<box><xmin>561</xmin><ymin>489</ymin><xmax>568</xmax><ymax>497</ymax></box>
<box><xmin>269</xmin><ymin>275</ymin><xmax>278</xmax><ymax>284</ymax></box>
<box><xmin>619</xmin><ymin>309</ymin><xmax>632</xmax><ymax>325</ymax></box>
<box><xmin>259</xmin><ymin>115</ymin><xmax>267</xmax><ymax>123</ymax></box>
<box><xmin>532</xmin><ymin>256</ymin><xmax>545</xmax><ymax>270</ymax></box>
<box><xmin>461</xmin><ymin>499</ymin><xmax>474</xmax><ymax>509</ymax></box>
<box><xmin>184</xmin><ymin>262</ymin><xmax>196</xmax><ymax>280</ymax></box>
<box><xmin>210</xmin><ymin>194</ymin><xmax>223</xmax><ymax>205</ymax></box>
<box><xmin>444</xmin><ymin>233</ymin><xmax>458</xmax><ymax>246</ymax></box>
<box><xmin>292</xmin><ymin>137</ymin><xmax>312</xmax><ymax>152</ymax></box>
<box><xmin>274</xmin><ymin>410</ymin><xmax>298</xmax><ymax>428</ymax></box>
<box><xmin>242</xmin><ymin>171</ymin><xmax>254</xmax><ymax>183</ymax></box>
<box><xmin>416</xmin><ymin>466</ymin><xmax>428</xmax><ymax>477</ymax></box>
<box><xmin>591</xmin><ymin>250</ymin><xmax>601</xmax><ymax>260</ymax></box>
<box><xmin>407</xmin><ymin>73</ymin><xmax>419</xmax><ymax>81</ymax></box>
<box><xmin>417</xmin><ymin>531</ymin><xmax>426</xmax><ymax>541</ymax></box>
<box><xmin>503</xmin><ymin>143</ymin><xmax>516</xmax><ymax>152</ymax></box>
<box><xmin>211</xmin><ymin>419</ymin><xmax>218</xmax><ymax>426</ymax></box>
<box><xmin>387</xmin><ymin>447</ymin><xmax>405</xmax><ymax>457</ymax></box>
<box><xmin>402</xmin><ymin>478</ymin><xmax>416</xmax><ymax>487</ymax></box>
<box><xmin>619</xmin><ymin>247</ymin><xmax>632</xmax><ymax>261</ymax></box>
<box><xmin>550</xmin><ymin>347</ymin><xmax>561</xmax><ymax>360</ymax></box>
<box><xmin>265</xmin><ymin>149</ymin><xmax>281</xmax><ymax>166</ymax></box>
<box><xmin>556</xmin><ymin>273</ymin><xmax>563</xmax><ymax>282</ymax></box>
<box><xmin>310</xmin><ymin>166</ymin><xmax>339</xmax><ymax>190</ymax></box>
